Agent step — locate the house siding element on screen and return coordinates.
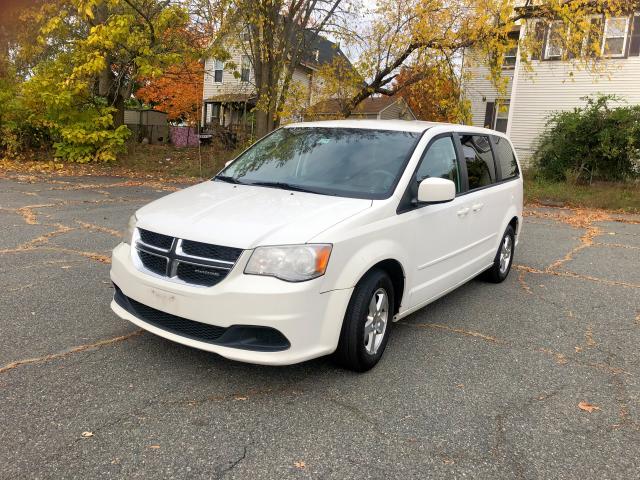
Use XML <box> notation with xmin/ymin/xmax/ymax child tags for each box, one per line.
<box><xmin>202</xmin><ymin>51</ymin><xmax>254</xmax><ymax>100</ymax></box>
<box><xmin>463</xmin><ymin>60</ymin><xmax>514</xmax><ymax>129</ymax></box>
<box><xmin>203</xmin><ymin>49</ymin><xmax>313</xmax><ymax>103</ymax></box>
<box><xmin>203</xmin><ymin>48</ymin><xmax>317</xmax><ymax>126</ymax></box>
<box><xmin>379</xmin><ymin>99</ymin><xmax>415</xmax><ymax>120</ymax></box>
<box><xmin>509</xmin><ymin>58</ymin><xmax>640</xmax><ymax>164</ymax></box>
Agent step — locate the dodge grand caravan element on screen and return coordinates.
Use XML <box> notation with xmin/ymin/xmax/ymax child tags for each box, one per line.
<box><xmin>111</xmin><ymin>120</ymin><xmax>523</xmax><ymax>371</ymax></box>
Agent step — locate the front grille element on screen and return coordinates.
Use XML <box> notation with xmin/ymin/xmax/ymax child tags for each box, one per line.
<box><xmin>176</xmin><ymin>262</ymin><xmax>226</xmax><ymax>287</ymax></box>
<box><xmin>133</xmin><ymin>229</ymin><xmax>242</xmax><ymax>287</ymax></box>
<box><xmin>114</xmin><ymin>286</ymin><xmax>226</xmax><ymax>342</ymax></box>
<box><xmin>181</xmin><ymin>239</ymin><xmax>242</xmax><ymax>263</ymax></box>
<box><xmin>138</xmin><ymin>228</ymin><xmax>173</xmax><ymax>250</ymax></box>
<box><xmin>138</xmin><ymin>250</ymin><xmax>168</xmax><ymax>276</ymax></box>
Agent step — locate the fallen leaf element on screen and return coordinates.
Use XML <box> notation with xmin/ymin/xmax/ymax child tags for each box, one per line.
<box><xmin>443</xmin><ymin>459</ymin><xmax>455</xmax><ymax>465</ymax></box>
<box><xmin>575</xmin><ymin>346</ymin><xmax>583</xmax><ymax>353</ymax></box>
<box><xmin>456</xmin><ymin>384</ymin><xmax>464</xmax><ymax>389</ymax></box>
<box><xmin>81</xmin><ymin>431</ymin><xmax>94</xmax><ymax>438</ymax></box>
<box><xmin>294</xmin><ymin>460</ymin><xmax>306</xmax><ymax>470</ymax></box>
<box><xmin>578</xmin><ymin>401</ymin><xmax>600</xmax><ymax>413</ymax></box>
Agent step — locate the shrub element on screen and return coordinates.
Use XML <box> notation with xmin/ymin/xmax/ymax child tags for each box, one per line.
<box><xmin>532</xmin><ymin>95</ymin><xmax>640</xmax><ymax>183</ymax></box>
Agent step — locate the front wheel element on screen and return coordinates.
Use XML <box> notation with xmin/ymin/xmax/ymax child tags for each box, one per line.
<box><xmin>334</xmin><ymin>269</ymin><xmax>394</xmax><ymax>372</ymax></box>
<box><xmin>483</xmin><ymin>225</ymin><xmax>515</xmax><ymax>283</ymax></box>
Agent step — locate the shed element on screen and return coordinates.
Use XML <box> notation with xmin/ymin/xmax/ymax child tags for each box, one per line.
<box><xmin>124</xmin><ymin>109</ymin><xmax>169</xmax><ymax>144</ymax></box>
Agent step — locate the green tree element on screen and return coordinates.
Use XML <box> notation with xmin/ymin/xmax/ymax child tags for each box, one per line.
<box><xmin>7</xmin><ymin>0</ymin><xmax>197</xmax><ymax>162</ymax></box>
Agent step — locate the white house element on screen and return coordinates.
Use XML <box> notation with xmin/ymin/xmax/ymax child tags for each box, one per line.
<box><xmin>201</xmin><ymin>31</ymin><xmax>351</xmax><ymax>133</ymax></box>
<box><xmin>464</xmin><ymin>10</ymin><xmax>640</xmax><ymax>166</ymax></box>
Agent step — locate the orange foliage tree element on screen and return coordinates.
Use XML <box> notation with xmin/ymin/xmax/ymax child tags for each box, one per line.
<box><xmin>396</xmin><ymin>65</ymin><xmax>470</xmax><ymax>123</ymax></box>
<box><xmin>136</xmin><ymin>61</ymin><xmax>204</xmax><ymax>125</ymax></box>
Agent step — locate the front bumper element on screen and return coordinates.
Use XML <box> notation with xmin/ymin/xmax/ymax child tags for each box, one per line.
<box><xmin>110</xmin><ymin>243</ymin><xmax>353</xmax><ymax>365</ymax></box>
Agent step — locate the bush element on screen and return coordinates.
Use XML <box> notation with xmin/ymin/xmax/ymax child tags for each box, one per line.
<box><xmin>532</xmin><ymin>95</ymin><xmax>640</xmax><ymax>183</ymax></box>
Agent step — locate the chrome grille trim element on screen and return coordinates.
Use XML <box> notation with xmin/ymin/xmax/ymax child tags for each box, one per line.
<box><xmin>137</xmin><ymin>239</ymin><xmax>172</xmax><ymax>253</ymax></box>
<box><xmin>132</xmin><ymin>228</ymin><xmax>242</xmax><ymax>287</ymax></box>
<box><xmin>175</xmin><ymin>239</ymin><xmax>235</xmax><ymax>265</ymax></box>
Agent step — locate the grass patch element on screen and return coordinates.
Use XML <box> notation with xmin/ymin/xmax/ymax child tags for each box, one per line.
<box><xmin>117</xmin><ymin>143</ymin><xmax>238</xmax><ymax>179</ymax></box>
<box><xmin>1</xmin><ymin>142</ymin><xmax>241</xmax><ymax>181</ymax></box>
<box><xmin>525</xmin><ymin>174</ymin><xmax>640</xmax><ymax>213</ymax></box>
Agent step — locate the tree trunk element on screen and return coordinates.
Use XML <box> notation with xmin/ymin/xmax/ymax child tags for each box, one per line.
<box><xmin>113</xmin><ymin>93</ymin><xmax>125</xmax><ymax>127</ymax></box>
<box><xmin>255</xmin><ymin>110</ymin><xmax>270</xmax><ymax>139</ymax></box>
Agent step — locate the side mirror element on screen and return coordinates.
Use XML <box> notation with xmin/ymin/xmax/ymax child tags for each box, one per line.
<box><xmin>417</xmin><ymin>177</ymin><xmax>456</xmax><ymax>204</ymax></box>
<box><xmin>225</xmin><ymin>159</ymin><xmax>234</xmax><ymax>167</ymax></box>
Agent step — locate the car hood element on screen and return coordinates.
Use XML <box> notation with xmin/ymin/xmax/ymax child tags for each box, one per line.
<box><xmin>136</xmin><ymin>181</ymin><xmax>372</xmax><ymax>249</ymax></box>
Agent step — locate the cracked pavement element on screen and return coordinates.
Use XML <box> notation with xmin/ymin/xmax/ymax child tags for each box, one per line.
<box><xmin>1</xmin><ymin>172</ymin><xmax>639</xmax><ymax>479</ymax></box>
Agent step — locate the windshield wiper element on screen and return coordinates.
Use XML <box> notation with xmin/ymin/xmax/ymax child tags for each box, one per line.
<box><xmin>248</xmin><ymin>181</ymin><xmax>320</xmax><ymax>194</ymax></box>
<box><xmin>214</xmin><ymin>175</ymin><xmax>243</xmax><ymax>184</ymax></box>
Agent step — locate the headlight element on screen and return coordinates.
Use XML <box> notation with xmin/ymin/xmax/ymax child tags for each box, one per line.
<box><xmin>123</xmin><ymin>214</ymin><xmax>137</xmax><ymax>244</ymax></box>
<box><xmin>244</xmin><ymin>244</ymin><xmax>332</xmax><ymax>282</ymax></box>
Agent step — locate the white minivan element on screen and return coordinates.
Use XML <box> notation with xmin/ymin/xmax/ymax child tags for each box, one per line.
<box><xmin>111</xmin><ymin>120</ymin><xmax>522</xmax><ymax>371</ymax></box>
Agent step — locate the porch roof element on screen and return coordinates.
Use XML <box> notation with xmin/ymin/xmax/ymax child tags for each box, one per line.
<box><xmin>204</xmin><ymin>93</ymin><xmax>257</xmax><ymax>104</ymax></box>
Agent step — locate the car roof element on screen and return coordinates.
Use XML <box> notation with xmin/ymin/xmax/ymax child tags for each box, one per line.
<box><xmin>284</xmin><ymin>119</ymin><xmax>506</xmax><ymax>137</ymax></box>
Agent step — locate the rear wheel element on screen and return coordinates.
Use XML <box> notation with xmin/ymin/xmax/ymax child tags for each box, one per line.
<box><xmin>483</xmin><ymin>225</ymin><xmax>515</xmax><ymax>283</ymax></box>
<box><xmin>334</xmin><ymin>269</ymin><xmax>394</xmax><ymax>372</ymax></box>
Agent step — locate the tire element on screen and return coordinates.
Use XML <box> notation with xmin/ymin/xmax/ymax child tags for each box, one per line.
<box><xmin>483</xmin><ymin>225</ymin><xmax>515</xmax><ymax>283</ymax></box>
<box><xmin>334</xmin><ymin>269</ymin><xmax>394</xmax><ymax>372</ymax></box>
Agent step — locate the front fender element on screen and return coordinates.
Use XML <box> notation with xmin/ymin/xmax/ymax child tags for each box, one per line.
<box><xmin>320</xmin><ymin>237</ymin><xmax>409</xmax><ymax>306</ymax></box>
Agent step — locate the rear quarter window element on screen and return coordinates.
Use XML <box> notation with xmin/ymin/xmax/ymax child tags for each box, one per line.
<box><xmin>492</xmin><ymin>135</ymin><xmax>519</xmax><ymax>180</ymax></box>
<box><xmin>460</xmin><ymin>134</ymin><xmax>497</xmax><ymax>190</ymax></box>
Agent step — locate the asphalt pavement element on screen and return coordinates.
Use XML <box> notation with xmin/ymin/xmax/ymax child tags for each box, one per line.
<box><xmin>1</xmin><ymin>173</ymin><xmax>639</xmax><ymax>479</ymax></box>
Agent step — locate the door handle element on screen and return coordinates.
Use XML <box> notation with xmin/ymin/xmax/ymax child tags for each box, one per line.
<box><xmin>472</xmin><ymin>203</ymin><xmax>484</xmax><ymax>212</ymax></box>
<box><xmin>456</xmin><ymin>207</ymin><xmax>470</xmax><ymax>217</ymax></box>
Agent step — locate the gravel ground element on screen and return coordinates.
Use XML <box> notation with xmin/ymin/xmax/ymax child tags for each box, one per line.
<box><xmin>1</xmin><ymin>173</ymin><xmax>639</xmax><ymax>479</ymax></box>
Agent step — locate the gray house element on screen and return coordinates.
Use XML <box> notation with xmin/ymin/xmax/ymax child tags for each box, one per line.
<box><xmin>201</xmin><ymin>31</ymin><xmax>351</xmax><ymax>133</ymax></box>
<box><xmin>306</xmin><ymin>96</ymin><xmax>416</xmax><ymax>121</ymax></box>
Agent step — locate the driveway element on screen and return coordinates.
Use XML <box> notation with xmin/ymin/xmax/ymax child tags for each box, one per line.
<box><xmin>1</xmin><ymin>173</ymin><xmax>639</xmax><ymax>479</ymax></box>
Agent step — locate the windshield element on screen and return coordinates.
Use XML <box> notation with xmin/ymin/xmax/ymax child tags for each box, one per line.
<box><xmin>217</xmin><ymin>127</ymin><xmax>422</xmax><ymax>199</ymax></box>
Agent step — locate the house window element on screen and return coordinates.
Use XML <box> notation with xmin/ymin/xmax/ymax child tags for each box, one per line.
<box><xmin>213</xmin><ymin>60</ymin><xmax>223</xmax><ymax>83</ymax></box>
<box><xmin>545</xmin><ymin>21</ymin><xmax>565</xmax><ymax>59</ymax></box>
<box><xmin>602</xmin><ymin>16</ymin><xmax>629</xmax><ymax>57</ymax></box>
<box><xmin>494</xmin><ymin>100</ymin><xmax>510</xmax><ymax>133</ymax></box>
<box><xmin>503</xmin><ymin>31</ymin><xmax>519</xmax><ymax>68</ymax></box>
<box><xmin>241</xmin><ymin>55</ymin><xmax>251</xmax><ymax>82</ymax></box>
<box><xmin>241</xmin><ymin>27</ymin><xmax>251</xmax><ymax>42</ymax></box>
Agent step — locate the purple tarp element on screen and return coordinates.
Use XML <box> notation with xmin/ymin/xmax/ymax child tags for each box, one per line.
<box><xmin>169</xmin><ymin>126</ymin><xmax>199</xmax><ymax>147</ymax></box>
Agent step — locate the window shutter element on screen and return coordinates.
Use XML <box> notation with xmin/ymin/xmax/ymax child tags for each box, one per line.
<box><xmin>531</xmin><ymin>21</ymin><xmax>547</xmax><ymax>60</ymax></box>
<box><xmin>629</xmin><ymin>15</ymin><xmax>640</xmax><ymax>56</ymax></box>
<box><xmin>484</xmin><ymin>102</ymin><xmax>496</xmax><ymax>129</ymax></box>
